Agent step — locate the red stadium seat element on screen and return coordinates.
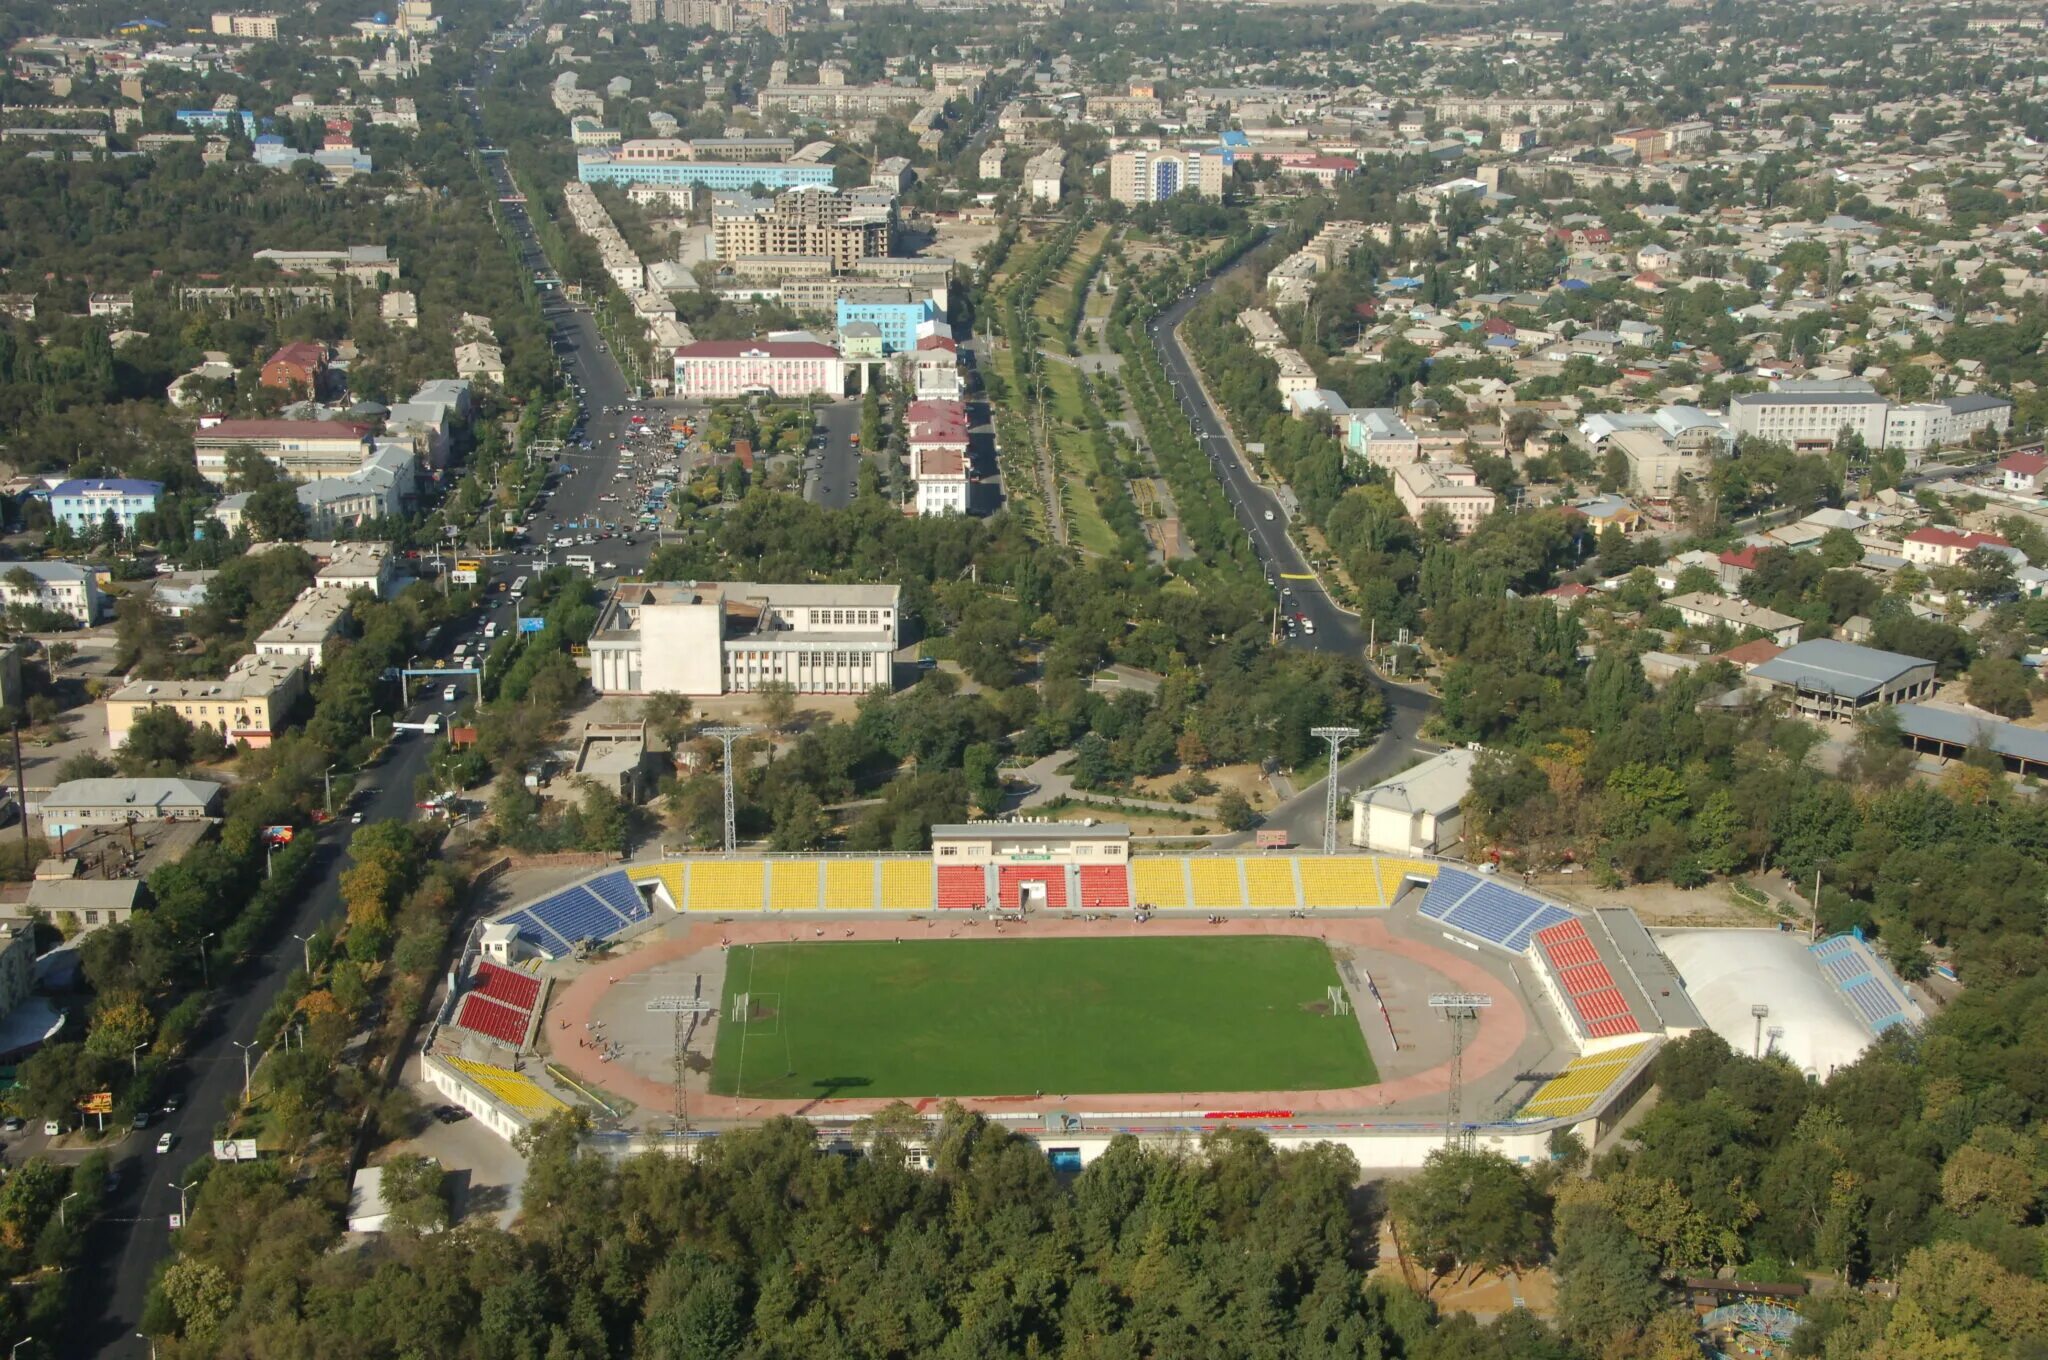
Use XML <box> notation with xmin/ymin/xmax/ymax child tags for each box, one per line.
<box><xmin>1077</xmin><ymin>865</ymin><xmax>1130</xmax><ymax>910</ymax></box>
<box><xmin>937</xmin><ymin>865</ymin><xmax>986</xmax><ymax>910</ymax></box>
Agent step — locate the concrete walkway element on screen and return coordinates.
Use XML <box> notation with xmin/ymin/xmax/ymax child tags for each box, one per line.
<box><xmin>1009</xmin><ymin>749</ymin><xmax>1209</xmax><ymax>816</ymax></box>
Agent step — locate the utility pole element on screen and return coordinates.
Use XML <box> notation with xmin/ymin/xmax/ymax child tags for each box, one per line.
<box><xmin>322</xmin><ymin>764</ymin><xmax>335</xmax><ymax>815</ymax></box>
<box><xmin>231</xmin><ymin>1039</ymin><xmax>259</xmax><ymax>1104</ymax></box>
<box><xmin>10</xmin><ymin>722</ymin><xmax>27</xmax><ymax>852</ymax></box>
<box><xmin>1310</xmin><ymin>726</ymin><xmax>1359</xmax><ymax>856</ymax></box>
<box><xmin>1428</xmin><ymin>992</ymin><xmax>1493</xmax><ymax>1148</ymax></box>
<box><xmin>702</xmin><ymin>726</ymin><xmax>754</xmax><ymax>854</ymax></box>
<box><xmin>1751</xmin><ymin>1003</ymin><xmax>1770</xmax><ymax>1058</ymax></box>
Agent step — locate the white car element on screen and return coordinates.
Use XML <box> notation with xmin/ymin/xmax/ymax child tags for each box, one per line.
<box><xmin>442</xmin><ymin>684</ymin><xmax>459</xmax><ymax>703</ymax></box>
<box><xmin>155</xmin><ymin>1132</ymin><xmax>175</xmax><ymax>1154</ymax></box>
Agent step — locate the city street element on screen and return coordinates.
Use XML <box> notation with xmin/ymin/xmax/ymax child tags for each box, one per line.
<box><xmin>83</xmin><ymin>36</ymin><xmax>658</xmax><ymax>1355</ymax></box>
<box><xmin>1147</xmin><ymin>272</ymin><xmax>1438</xmax><ymax>833</ymax></box>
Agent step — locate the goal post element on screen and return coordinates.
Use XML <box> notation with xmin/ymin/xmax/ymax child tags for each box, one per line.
<box><xmin>1327</xmin><ymin>985</ymin><xmax>1352</xmax><ymax>1016</ymax></box>
<box><xmin>730</xmin><ymin>990</ymin><xmax>750</xmax><ymax>1022</ymax></box>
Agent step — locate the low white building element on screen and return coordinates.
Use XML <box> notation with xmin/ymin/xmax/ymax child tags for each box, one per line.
<box><xmin>1</xmin><ymin>561</ymin><xmax>102</xmax><ymax>625</ymax></box>
<box><xmin>588</xmin><ymin>581</ymin><xmax>900</xmax><ymax>696</ymax></box>
<box><xmin>1349</xmin><ymin>747</ymin><xmax>1475</xmax><ymax>855</ymax></box>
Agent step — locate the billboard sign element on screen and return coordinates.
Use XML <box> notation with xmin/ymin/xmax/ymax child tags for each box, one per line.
<box><xmin>212</xmin><ymin>1138</ymin><xmax>259</xmax><ymax>1162</ymax></box>
<box><xmin>263</xmin><ymin>825</ymin><xmax>295</xmax><ymax>846</ymax></box>
<box><xmin>518</xmin><ymin>616</ymin><xmax>545</xmax><ymax>634</ymax></box>
<box><xmin>79</xmin><ymin>1091</ymin><xmax>113</xmax><ymax>1115</ymax></box>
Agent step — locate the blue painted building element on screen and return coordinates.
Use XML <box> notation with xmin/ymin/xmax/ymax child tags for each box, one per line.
<box><xmin>175</xmin><ymin>109</ymin><xmax>259</xmax><ymax>135</ymax></box>
<box><xmin>835</xmin><ymin>297</ymin><xmax>939</xmax><ymax>354</ymax></box>
<box><xmin>577</xmin><ymin>157</ymin><xmax>834</xmax><ymax>192</ymax></box>
<box><xmin>50</xmin><ymin>478</ymin><xmax>162</xmax><ymax>534</ymax></box>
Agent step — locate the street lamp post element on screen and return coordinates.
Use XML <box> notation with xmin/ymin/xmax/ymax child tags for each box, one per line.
<box><xmin>136</xmin><ymin>1335</ymin><xmax>158</xmax><ymax>1360</ymax></box>
<box><xmin>322</xmin><ymin>765</ymin><xmax>336</xmax><ymax>815</ymax></box>
<box><xmin>292</xmin><ymin>932</ymin><xmax>314</xmax><ymax>973</ymax></box>
<box><xmin>13</xmin><ymin>1335</ymin><xmax>32</xmax><ymax>1358</ymax></box>
<box><xmin>231</xmin><ymin>1040</ymin><xmax>259</xmax><ymax>1105</ymax></box>
<box><xmin>129</xmin><ymin>1041</ymin><xmax>148</xmax><ymax>1074</ymax></box>
<box><xmin>197</xmin><ymin>932</ymin><xmax>216</xmax><ymax>989</ymax></box>
<box><xmin>57</xmin><ymin>1191</ymin><xmax>76</xmax><ymax>1228</ymax></box>
<box><xmin>167</xmin><ymin>1181</ymin><xmax>191</xmax><ymax>1221</ymax></box>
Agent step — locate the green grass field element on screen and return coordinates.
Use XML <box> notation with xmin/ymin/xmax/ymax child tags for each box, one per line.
<box><xmin>709</xmin><ymin>937</ymin><xmax>1376</xmax><ymax>1100</ymax></box>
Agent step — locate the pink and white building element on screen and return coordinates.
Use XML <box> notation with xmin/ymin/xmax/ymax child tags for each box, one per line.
<box><xmin>907</xmin><ymin>399</ymin><xmax>970</xmax><ymax>516</ymax></box>
<box><xmin>1901</xmin><ymin>526</ymin><xmax>2012</xmax><ymax>569</ymax></box>
<box><xmin>671</xmin><ymin>338</ymin><xmax>845</xmax><ymax>400</ymax></box>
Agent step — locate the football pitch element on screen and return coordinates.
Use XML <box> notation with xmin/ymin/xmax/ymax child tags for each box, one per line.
<box><xmin>709</xmin><ymin>936</ymin><xmax>1377</xmax><ymax>1099</ymax></box>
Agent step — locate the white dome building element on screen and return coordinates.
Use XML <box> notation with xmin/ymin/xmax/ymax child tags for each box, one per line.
<box><xmin>1655</xmin><ymin>929</ymin><xmax>1876</xmax><ymax>1080</ymax></box>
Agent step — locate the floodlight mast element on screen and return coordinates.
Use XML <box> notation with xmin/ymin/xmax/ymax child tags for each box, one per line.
<box><xmin>1309</xmin><ymin>725</ymin><xmax>1359</xmax><ymax>855</ymax></box>
<box><xmin>702</xmin><ymin>725</ymin><xmax>754</xmax><ymax>854</ymax></box>
<box><xmin>1427</xmin><ymin>992</ymin><xmax>1494</xmax><ymax>1146</ymax></box>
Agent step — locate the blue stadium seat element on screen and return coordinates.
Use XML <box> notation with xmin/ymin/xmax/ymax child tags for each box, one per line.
<box><xmin>1847</xmin><ymin>978</ymin><xmax>1905</xmax><ymax>1030</ymax></box>
<box><xmin>584</xmin><ymin>871</ymin><xmax>648</xmax><ymax>922</ymax></box>
<box><xmin>1420</xmin><ymin>867</ymin><xmax>1481</xmax><ymax>920</ymax></box>
<box><xmin>1442</xmin><ymin>883</ymin><xmax>1531</xmax><ymax>943</ymax></box>
<box><xmin>526</xmin><ymin>887</ymin><xmax>619</xmax><ymax>948</ymax></box>
<box><xmin>500</xmin><ymin>909</ymin><xmax>571</xmax><ymax>959</ymax></box>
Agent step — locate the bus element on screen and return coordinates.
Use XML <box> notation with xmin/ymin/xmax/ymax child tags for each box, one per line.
<box><xmin>510</xmin><ymin>575</ymin><xmax>529</xmax><ymax>598</ymax></box>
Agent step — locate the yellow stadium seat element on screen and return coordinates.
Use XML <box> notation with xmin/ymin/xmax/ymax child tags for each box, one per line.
<box><xmin>1298</xmin><ymin>858</ymin><xmax>1383</xmax><ymax>909</ymax></box>
<box><xmin>1189</xmin><ymin>857</ymin><xmax>1243</xmax><ymax>910</ymax></box>
<box><xmin>689</xmin><ymin>861</ymin><xmax>766</xmax><ymax>913</ymax></box>
<box><xmin>823</xmin><ymin>859</ymin><xmax>878</xmax><ymax>911</ymax></box>
<box><xmin>1131</xmin><ymin>858</ymin><xmax>1188</xmax><ymax>910</ymax></box>
<box><xmin>1519</xmin><ymin>1040</ymin><xmax>1655</xmax><ymax>1120</ymax></box>
<box><xmin>626</xmin><ymin>862</ymin><xmax>688</xmax><ymax>912</ymax></box>
<box><xmin>879</xmin><ymin>859</ymin><xmax>934</xmax><ymax>911</ymax></box>
<box><xmin>447</xmin><ymin>1057</ymin><xmax>570</xmax><ymax>1117</ymax></box>
<box><xmin>1242</xmin><ymin>858</ymin><xmax>1298</xmax><ymax>909</ymax></box>
<box><xmin>1374</xmin><ymin>857</ymin><xmax>1438</xmax><ymax>905</ymax></box>
<box><xmin>768</xmin><ymin>861</ymin><xmax>820</xmax><ymax>912</ymax></box>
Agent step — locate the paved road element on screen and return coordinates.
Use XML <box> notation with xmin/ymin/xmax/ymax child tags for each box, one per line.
<box><xmin>85</xmin><ymin>693</ymin><xmax>443</xmax><ymax>1357</ymax></box>
<box><xmin>87</xmin><ymin>30</ymin><xmax>652</xmax><ymax>1352</ymax></box>
<box><xmin>808</xmin><ymin>399</ymin><xmax>861</xmax><ymax>508</ymax></box>
<box><xmin>1145</xmin><ymin>274</ymin><xmax>1437</xmax><ymax>833</ymax></box>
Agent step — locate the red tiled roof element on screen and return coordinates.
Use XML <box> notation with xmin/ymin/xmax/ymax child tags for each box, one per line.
<box><xmin>916</xmin><ymin>447</ymin><xmax>965</xmax><ymax>476</ymax></box>
<box><xmin>1906</xmin><ymin>526</ymin><xmax>2008</xmax><ymax>549</ymax></box>
<box><xmin>1998</xmin><ymin>452</ymin><xmax>2047</xmax><ymax>475</ymax></box>
<box><xmin>1715</xmin><ymin>639</ymin><xmax>1786</xmax><ymax>668</ymax></box>
<box><xmin>915</xmin><ymin>335</ymin><xmax>957</xmax><ymax>352</ymax></box>
<box><xmin>675</xmin><ymin>338</ymin><xmax>839</xmax><ymax>359</ymax></box>
<box><xmin>199</xmin><ymin>420</ymin><xmax>370</xmax><ymax>438</ymax></box>
<box><xmin>1719</xmin><ymin>547</ymin><xmax>1761</xmax><ymax>569</ymax></box>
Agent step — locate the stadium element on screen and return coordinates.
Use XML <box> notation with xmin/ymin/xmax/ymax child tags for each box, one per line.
<box><xmin>420</xmin><ymin>821</ymin><xmax>1924</xmax><ymax>1168</ymax></box>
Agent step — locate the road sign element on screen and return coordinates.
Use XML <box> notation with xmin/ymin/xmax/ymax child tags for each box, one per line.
<box><xmin>518</xmin><ymin>617</ymin><xmax>545</xmax><ymax>634</ymax></box>
<box><xmin>169</xmin><ymin>1214</ymin><xmax>183</xmax><ymax>1230</ymax></box>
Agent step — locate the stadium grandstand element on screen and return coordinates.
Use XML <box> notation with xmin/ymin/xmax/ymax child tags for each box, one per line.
<box><xmin>448</xmin><ymin>958</ymin><xmax>547</xmax><ymax>1049</ymax></box>
<box><xmin>1810</xmin><ymin>932</ymin><xmax>1924</xmax><ymax>1035</ymax></box>
<box><xmin>1514</xmin><ymin>1038</ymin><xmax>1659</xmax><ymax>1122</ymax></box>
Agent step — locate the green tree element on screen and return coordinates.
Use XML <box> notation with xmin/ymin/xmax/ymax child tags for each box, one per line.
<box><xmin>1389</xmin><ymin>1147</ymin><xmax>1547</xmax><ymax>1286</ymax></box>
<box><xmin>1965</xmin><ymin>657</ymin><xmax>2033</xmax><ymax>720</ymax></box>
<box><xmin>119</xmin><ymin>707</ymin><xmax>202</xmax><ymax>774</ymax></box>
